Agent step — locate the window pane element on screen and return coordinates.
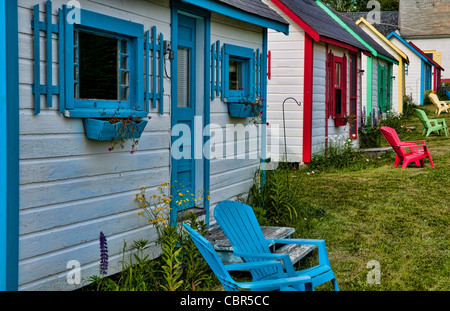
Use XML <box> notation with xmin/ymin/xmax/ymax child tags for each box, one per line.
<box><xmin>177</xmin><ymin>47</ymin><xmax>190</xmax><ymax>108</ymax></box>
<box><xmin>335</xmin><ymin>89</ymin><xmax>342</xmax><ymax>115</ymax></box>
<box><xmin>350</xmin><ymin>54</ymin><xmax>357</xmax><ymax>96</ymax></box>
<box><xmin>334</xmin><ymin>63</ymin><xmax>341</xmax><ymax>87</ymax></box>
<box><xmin>229</xmin><ymin>60</ymin><xmax>241</xmax><ymax>90</ymax></box>
<box><xmin>121</xmin><ymin>71</ymin><xmax>129</xmax><ymax>86</ymax></box>
<box><xmin>120</xmin><ymin>55</ymin><xmax>128</xmax><ymax>70</ymax></box>
<box><xmin>78</xmin><ymin>31</ymin><xmax>118</xmax><ymax>100</ymax></box>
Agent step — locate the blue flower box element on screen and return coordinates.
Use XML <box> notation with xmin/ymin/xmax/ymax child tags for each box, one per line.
<box><xmin>83</xmin><ymin>118</ymin><xmax>148</xmax><ymax>141</ymax></box>
<box><xmin>227</xmin><ymin>103</ymin><xmax>259</xmax><ymax>118</ymax></box>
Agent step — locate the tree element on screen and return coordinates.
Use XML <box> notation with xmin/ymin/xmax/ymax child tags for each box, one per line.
<box><xmin>321</xmin><ymin>0</ymin><xmax>399</xmax><ymax>12</ymax></box>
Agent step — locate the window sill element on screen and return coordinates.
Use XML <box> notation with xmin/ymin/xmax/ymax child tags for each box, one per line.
<box><xmin>64</xmin><ymin>108</ymin><xmax>149</xmax><ymax>119</ymax></box>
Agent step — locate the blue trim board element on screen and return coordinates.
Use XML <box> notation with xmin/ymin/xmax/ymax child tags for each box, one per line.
<box><xmin>0</xmin><ymin>0</ymin><xmax>19</xmax><ymax>291</ymax></box>
<box><xmin>420</xmin><ymin>61</ymin><xmax>424</xmax><ymax>105</ymax></box>
<box><xmin>181</xmin><ymin>0</ymin><xmax>289</xmax><ymax>35</ymax></box>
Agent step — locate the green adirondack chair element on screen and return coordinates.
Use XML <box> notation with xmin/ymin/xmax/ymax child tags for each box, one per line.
<box><xmin>414</xmin><ymin>109</ymin><xmax>448</xmax><ymax>137</ymax></box>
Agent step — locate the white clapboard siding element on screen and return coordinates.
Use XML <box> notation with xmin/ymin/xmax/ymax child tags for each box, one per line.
<box><xmin>389</xmin><ymin>36</ymin><xmax>423</xmax><ymax>105</ymax></box>
<box><xmin>411</xmin><ymin>38</ymin><xmax>450</xmax><ymax>80</ymax></box>
<box><xmin>17</xmin><ymin>0</ymin><xmax>173</xmax><ymax>291</ymax></box>
<box><xmin>266</xmin><ymin>23</ymin><xmax>304</xmax><ymax>163</ymax></box>
<box><xmin>17</xmin><ymin>0</ymin><xmax>270</xmax><ymax>290</ymax></box>
<box><xmin>208</xmin><ymin>14</ymin><xmax>263</xmax><ymax>218</ymax></box>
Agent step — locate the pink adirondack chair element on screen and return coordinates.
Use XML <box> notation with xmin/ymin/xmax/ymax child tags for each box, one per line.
<box><xmin>380</xmin><ymin>126</ymin><xmax>434</xmax><ymax>169</ymax></box>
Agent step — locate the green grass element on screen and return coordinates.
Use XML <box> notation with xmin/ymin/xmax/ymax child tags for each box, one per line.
<box><xmin>286</xmin><ymin>104</ymin><xmax>449</xmax><ymax>291</ymax></box>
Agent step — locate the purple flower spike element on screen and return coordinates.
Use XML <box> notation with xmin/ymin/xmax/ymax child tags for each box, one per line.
<box><xmin>99</xmin><ymin>231</ymin><xmax>108</xmax><ymax>275</ymax></box>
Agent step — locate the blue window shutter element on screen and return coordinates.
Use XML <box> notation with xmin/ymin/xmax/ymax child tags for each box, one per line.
<box><xmin>144</xmin><ymin>26</ymin><xmax>165</xmax><ymax>115</ymax></box>
<box><xmin>31</xmin><ymin>0</ymin><xmax>61</xmax><ymax>115</ymax></box>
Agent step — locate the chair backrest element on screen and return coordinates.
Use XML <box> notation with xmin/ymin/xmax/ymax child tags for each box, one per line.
<box><xmin>214</xmin><ymin>201</ymin><xmax>278</xmax><ymax>281</ymax></box>
<box><xmin>428</xmin><ymin>93</ymin><xmax>442</xmax><ymax>107</ymax></box>
<box><xmin>415</xmin><ymin>108</ymin><xmax>430</xmax><ymax>127</ymax></box>
<box><xmin>380</xmin><ymin>126</ymin><xmax>407</xmax><ymax>157</ymax></box>
<box><xmin>183</xmin><ymin>224</ymin><xmax>238</xmax><ymax>291</ymax></box>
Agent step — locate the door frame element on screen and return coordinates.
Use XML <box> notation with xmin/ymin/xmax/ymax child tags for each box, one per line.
<box><xmin>170</xmin><ymin>2</ymin><xmax>211</xmax><ymax>226</ymax></box>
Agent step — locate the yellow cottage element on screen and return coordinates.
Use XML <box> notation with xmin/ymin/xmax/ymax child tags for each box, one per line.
<box><xmin>355</xmin><ymin>17</ymin><xmax>410</xmax><ymax>114</ymax></box>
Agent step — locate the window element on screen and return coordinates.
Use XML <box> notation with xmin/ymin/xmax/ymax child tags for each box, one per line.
<box><xmin>74</xmin><ymin>31</ymin><xmax>130</xmax><ymax>102</ymax></box>
<box><xmin>349</xmin><ymin>53</ymin><xmax>357</xmax><ymax>138</ymax></box>
<box><xmin>332</xmin><ymin>55</ymin><xmax>347</xmax><ymax>119</ymax></box>
<box><xmin>62</xmin><ymin>7</ymin><xmax>145</xmax><ymax>118</ymax></box>
<box><xmin>223</xmin><ymin>44</ymin><xmax>254</xmax><ymax>103</ymax></box>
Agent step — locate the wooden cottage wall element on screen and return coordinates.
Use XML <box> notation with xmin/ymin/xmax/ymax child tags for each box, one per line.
<box><xmin>18</xmin><ymin>0</ymin><xmax>172</xmax><ymax>290</ymax></box>
<box><xmin>207</xmin><ymin>13</ymin><xmax>265</xmax><ymax>224</ymax></box>
<box><xmin>410</xmin><ymin>38</ymin><xmax>449</xmax><ymax>81</ymax></box>
<box><xmin>358</xmin><ymin>23</ymin><xmax>401</xmax><ymax>114</ymax></box>
<box><xmin>313</xmin><ymin>45</ymin><xmax>356</xmax><ymax>154</ymax></box>
<box><xmin>266</xmin><ymin>19</ymin><xmax>304</xmax><ymax>163</ymax></box>
<box><xmin>310</xmin><ymin>42</ymin><xmax>327</xmax><ymax>155</ymax></box>
<box><xmin>390</xmin><ymin>36</ymin><xmax>422</xmax><ymax>105</ymax></box>
<box><xmin>361</xmin><ymin>54</ymin><xmax>379</xmax><ymax>117</ymax></box>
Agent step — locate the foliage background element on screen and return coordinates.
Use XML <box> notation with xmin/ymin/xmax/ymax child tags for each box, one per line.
<box><xmin>321</xmin><ymin>0</ymin><xmax>399</xmax><ymax>12</ymax></box>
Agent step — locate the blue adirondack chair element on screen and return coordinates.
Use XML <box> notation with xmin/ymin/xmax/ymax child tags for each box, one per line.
<box><xmin>214</xmin><ymin>201</ymin><xmax>339</xmax><ymax>291</ymax></box>
<box><xmin>183</xmin><ymin>224</ymin><xmax>313</xmax><ymax>291</ymax></box>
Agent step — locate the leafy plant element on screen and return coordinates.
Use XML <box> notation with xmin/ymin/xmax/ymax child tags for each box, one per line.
<box><xmin>159</xmin><ymin>225</ymin><xmax>184</xmax><ymax>291</ymax></box>
<box><xmin>94</xmin><ymin>103</ymin><xmax>151</xmax><ymax>154</ymax></box>
<box><xmin>246</xmin><ymin>167</ymin><xmax>298</xmax><ymax>225</ymax></box>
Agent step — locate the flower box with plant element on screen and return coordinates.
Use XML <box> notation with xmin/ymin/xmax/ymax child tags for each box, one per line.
<box><xmin>333</xmin><ymin>114</ymin><xmax>349</xmax><ymax>127</ymax></box>
<box><xmin>227</xmin><ymin>95</ymin><xmax>265</xmax><ymax>120</ymax></box>
<box><xmin>83</xmin><ymin>103</ymin><xmax>151</xmax><ymax>153</ymax></box>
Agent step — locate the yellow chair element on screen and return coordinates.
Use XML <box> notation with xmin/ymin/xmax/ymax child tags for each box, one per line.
<box><xmin>428</xmin><ymin>93</ymin><xmax>450</xmax><ymax>115</ymax></box>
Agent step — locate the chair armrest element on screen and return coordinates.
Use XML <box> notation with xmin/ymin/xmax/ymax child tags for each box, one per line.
<box><xmin>236</xmin><ymin>274</ymin><xmax>312</xmax><ymax>291</ymax></box>
<box><xmin>232</xmin><ymin>251</ymin><xmax>297</xmax><ymax>277</ymax></box>
<box><xmin>224</xmin><ymin>260</ymin><xmax>284</xmax><ymax>277</ymax></box>
<box><xmin>268</xmin><ymin>238</ymin><xmax>331</xmax><ymax>266</ymax></box>
<box><xmin>402</xmin><ymin>140</ymin><xmax>425</xmax><ymax>144</ymax></box>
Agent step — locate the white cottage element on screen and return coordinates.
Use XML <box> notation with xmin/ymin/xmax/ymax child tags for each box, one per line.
<box><xmin>388</xmin><ymin>32</ymin><xmax>442</xmax><ymax>105</ymax></box>
<box><xmin>0</xmin><ymin>0</ymin><xmax>288</xmax><ymax>290</ymax></box>
<box><xmin>264</xmin><ymin>0</ymin><xmax>371</xmax><ymax>163</ymax></box>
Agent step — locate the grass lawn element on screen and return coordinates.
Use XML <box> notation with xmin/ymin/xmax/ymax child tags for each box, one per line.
<box><xmin>286</xmin><ymin>104</ymin><xmax>449</xmax><ymax>291</ymax></box>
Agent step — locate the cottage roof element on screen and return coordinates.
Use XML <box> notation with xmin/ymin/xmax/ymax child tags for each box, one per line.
<box><xmin>355</xmin><ymin>17</ymin><xmax>409</xmax><ymax>65</ymax></box>
<box><xmin>409</xmin><ymin>41</ymin><xmax>444</xmax><ymax>71</ymax></box>
<box><xmin>273</xmin><ymin>0</ymin><xmax>370</xmax><ymax>53</ymax></box>
<box><xmin>387</xmin><ymin>32</ymin><xmax>438</xmax><ymax>68</ymax></box>
<box><xmin>181</xmin><ymin>0</ymin><xmax>289</xmax><ymax>34</ymax></box>
<box><xmin>342</xmin><ymin>11</ymin><xmax>399</xmax><ymax>37</ymax></box>
<box><xmin>330</xmin><ymin>9</ymin><xmax>398</xmax><ymax>63</ymax></box>
<box><xmin>218</xmin><ymin>0</ymin><xmax>288</xmax><ymax>24</ymax></box>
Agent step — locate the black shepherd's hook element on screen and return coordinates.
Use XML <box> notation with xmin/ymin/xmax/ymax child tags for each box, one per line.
<box><xmin>282</xmin><ymin>97</ymin><xmax>301</xmax><ymax>161</ymax></box>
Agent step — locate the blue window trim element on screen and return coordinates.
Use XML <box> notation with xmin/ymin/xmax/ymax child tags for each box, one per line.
<box><xmin>62</xmin><ymin>6</ymin><xmax>145</xmax><ymax>118</ymax></box>
<box><xmin>0</xmin><ymin>0</ymin><xmax>19</xmax><ymax>291</ymax></box>
<box><xmin>222</xmin><ymin>44</ymin><xmax>254</xmax><ymax>103</ymax></box>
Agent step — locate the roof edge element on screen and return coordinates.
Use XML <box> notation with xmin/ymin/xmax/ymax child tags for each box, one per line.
<box><xmin>356</xmin><ymin>17</ymin><xmax>409</xmax><ymax>64</ymax></box>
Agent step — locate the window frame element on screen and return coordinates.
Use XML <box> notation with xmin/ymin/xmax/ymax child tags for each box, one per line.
<box><xmin>222</xmin><ymin>43</ymin><xmax>254</xmax><ymax>103</ymax></box>
<box><xmin>349</xmin><ymin>52</ymin><xmax>358</xmax><ymax>139</ymax></box>
<box><xmin>332</xmin><ymin>55</ymin><xmax>347</xmax><ymax>119</ymax></box>
<box><xmin>62</xmin><ymin>7</ymin><xmax>145</xmax><ymax>118</ymax></box>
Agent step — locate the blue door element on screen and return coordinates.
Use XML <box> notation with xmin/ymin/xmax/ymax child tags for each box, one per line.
<box><xmin>425</xmin><ymin>64</ymin><xmax>432</xmax><ymax>91</ymax></box>
<box><xmin>171</xmin><ymin>14</ymin><xmax>196</xmax><ymax>216</ymax></box>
